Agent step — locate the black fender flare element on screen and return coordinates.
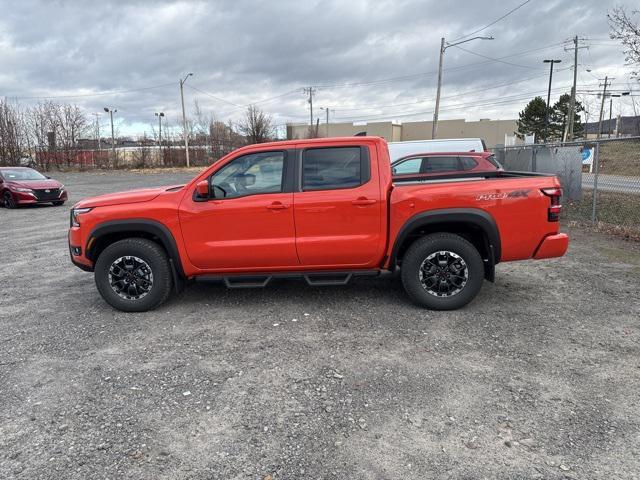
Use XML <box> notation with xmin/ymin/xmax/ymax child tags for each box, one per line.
<box><xmin>389</xmin><ymin>208</ymin><xmax>501</xmax><ymax>268</ymax></box>
<box><xmin>86</xmin><ymin>219</ymin><xmax>186</xmax><ymax>279</ymax></box>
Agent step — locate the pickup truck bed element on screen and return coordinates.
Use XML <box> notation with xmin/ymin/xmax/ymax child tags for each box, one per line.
<box><xmin>68</xmin><ymin>136</ymin><xmax>568</xmax><ymax>312</ymax></box>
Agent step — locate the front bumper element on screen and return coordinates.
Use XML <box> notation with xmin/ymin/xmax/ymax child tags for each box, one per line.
<box><xmin>12</xmin><ymin>189</ymin><xmax>68</xmax><ymax>205</ymax></box>
<box><xmin>68</xmin><ymin>228</ymin><xmax>94</xmax><ymax>271</ymax></box>
<box><xmin>533</xmin><ymin>233</ymin><xmax>569</xmax><ymax>260</ymax></box>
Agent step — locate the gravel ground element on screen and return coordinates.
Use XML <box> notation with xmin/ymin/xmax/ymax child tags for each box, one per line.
<box><xmin>1</xmin><ymin>170</ymin><xmax>639</xmax><ymax>480</ymax></box>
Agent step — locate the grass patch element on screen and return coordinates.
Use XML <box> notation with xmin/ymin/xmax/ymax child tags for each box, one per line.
<box><xmin>598</xmin><ymin>140</ymin><xmax>640</xmax><ymax>176</ymax></box>
<box><xmin>564</xmin><ymin>190</ymin><xmax>640</xmax><ymax>240</ymax></box>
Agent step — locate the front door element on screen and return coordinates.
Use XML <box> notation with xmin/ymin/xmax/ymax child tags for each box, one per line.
<box><xmin>179</xmin><ymin>150</ymin><xmax>299</xmax><ymax>271</ymax></box>
<box><xmin>293</xmin><ymin>145</ymin><xmax>383</xmax><ymax>268</ymax></box>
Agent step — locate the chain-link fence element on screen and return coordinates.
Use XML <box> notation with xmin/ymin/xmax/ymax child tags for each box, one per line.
<box><xmin>494</xmin><ymin>137</ymin><xmax>640</xmax><ymax>239</ymax></box>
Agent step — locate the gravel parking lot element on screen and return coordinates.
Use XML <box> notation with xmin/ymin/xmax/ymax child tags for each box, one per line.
<box><xmin>1</xmin><ymin>170</ymin><xmax>639</xmax><ymax>480</ymax></box>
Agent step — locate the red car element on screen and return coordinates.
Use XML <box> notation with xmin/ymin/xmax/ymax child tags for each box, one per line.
<box><xmin>0</xmin><ymin>167</ymin><xmax>68</xmax><ymax>208</ymax></box>
<box><xmin>391</xmin><ymin>151</ymin><xmax>502</xmax><ymax>179</ymax></box>
<box><xmin>68</xmin><ymin>136</ymin><xmax>567</xmax><ymax>312</ymax></box>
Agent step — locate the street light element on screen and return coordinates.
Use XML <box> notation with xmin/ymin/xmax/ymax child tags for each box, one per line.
<box><xmin>103</xmin><ymin>107</ymin><xmax>117</xmax><ymax>154</ymax></box>
<box><xmin>543</xmin><ymin>59</ymin><xmax>561</xmax><ymax>142</ymax></box>
<box><xmin>179</xmin><ymin>73</ymin><xmax>193</xmax><ymax>167</ymax></box>
<box><xmin>155</xmin><ymin>112</ymin><xmax>165</xmax><ymax>148</ymax></box>
<box><xmin>432</xmin><ymin>35</ymin><xmax>494</xmax><ymax>138</ymax></box>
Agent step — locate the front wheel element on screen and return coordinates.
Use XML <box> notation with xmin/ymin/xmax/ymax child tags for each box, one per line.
<box><xmin>94</xmin><ymin>238</ymin><xmax>173</xmax><ymax>312</ymax></box>
<box><xmin>401</xmin><ymin>233</ymin><xmax>485</xmax><ymax>310</ymax></box>
<box><xmin>3</xmin><ymin>192</ymin><xmax>16</xmax><ymax>209</ymax></box>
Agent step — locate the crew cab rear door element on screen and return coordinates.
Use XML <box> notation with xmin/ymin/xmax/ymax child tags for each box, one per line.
<box><xmin>179</xmin><ymin>149</ymin><xmax>299</xmax><ymax>271</ymax></box>
<box><xmin>293</xmin><ymin>144</ymin><xmax>383</xmax><ymax>268</ymax></box>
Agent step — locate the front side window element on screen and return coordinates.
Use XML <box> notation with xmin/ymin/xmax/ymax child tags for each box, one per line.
<box><xmin>423</xmin><ymin>156</ymin><xmax>460</xmax><ymax>173</ymax></box>
<box><xmin>392</xmin><ymin>157</ymin><xmax>423</xmax><ymax>175</ymax></box>
<box><xmin>210</xmin><ymin>151</ymin><xmax>285</xmax><ymax>199</ymax></box>
<box><xmin>303</xmin><ymin>147</ymin><xmax>365</xmax><ymax>190</ymax></box>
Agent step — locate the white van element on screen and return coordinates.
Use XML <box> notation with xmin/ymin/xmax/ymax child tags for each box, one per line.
<box><xmin>387</xmin><ymin>138</ymin><xmax>487</xmax><ymax>162</ymax></box>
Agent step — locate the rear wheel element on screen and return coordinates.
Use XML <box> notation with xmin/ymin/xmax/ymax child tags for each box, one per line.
<box><xmin>94</xmin><ymin>238</ymin><xmax>173</xmax><ymax>312</ymax></box>
<box><xmin>401</xmin><ymin>233</ymin><xmax>484</xmax><ymax>310</ymax></box>
<box><xmin>3</xmin><ymin>192</ymin><xmax>16</xmax><ymax>209</ymax></box>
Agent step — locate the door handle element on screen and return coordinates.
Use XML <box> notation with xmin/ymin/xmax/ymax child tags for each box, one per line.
<box><xmin>352</xmin><ymin>197</ymin><xmax>376</xmax><ymax>206</ymax></box>
<box><xmin>266</xmin><ymin>202</ymin><xmax>289</xmax><ymax>210</ymax></box>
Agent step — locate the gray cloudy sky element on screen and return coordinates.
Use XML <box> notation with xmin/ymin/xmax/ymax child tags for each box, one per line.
<box><xmin>0</xmin><ymin>0</ymin><xmax>637</xmax><ymax>137</ymax></box>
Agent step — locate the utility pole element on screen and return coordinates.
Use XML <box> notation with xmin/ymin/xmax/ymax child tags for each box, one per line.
<box><xmin>596</xmin><ymin>77</ymin><xmax>611</xmax><ymax>139</ymax></box>
<box><xmin>543</xmin><ymin>59</ymin><xmax>562</xmax><ymax>142</ymax></box>
<box><xmin>103</xmin><ymin>107</ymin><xmax>116</xmax><ymax>155</ymax></box>
<box><xmin>180</xmin><ymin>73</ymin><xmax>193</xmax><ymax>167</ymax></box>
<box><xmin>155</xmin><ymin>112</ymin><xmax>165</xmax><ymax>148</ymax></box>
<box><xmin>92</xmin><ymin>113</ymin><xmax>101</xmax><ymax>151</ymax></box>
<box><xmin>303</xmin><ymin>87</ymin><xmax>316</xmax><ymax>127</ymax></box>
<box><xmin>433</xmin><ymin>37</ymin><xmax>445</xmax><ymax>139</ymax></box>
<box><xmin>432</xmin><ymin>35</ymin><xmax>494</xmax><ymax>139</ymax></box>
<box><xmin>608</xmin><ymin>94</ymin><xmax>621</xmax><ymax>138</ymax></box>
<box><xmin>320</xmin><ymin>107</ymin><xmax>332</xmax><ymax>136</ymax></box>
<box><xmin>565</xmin><ymin>36</ymin><xmax>587</xmax><ymax>141</ymax></box>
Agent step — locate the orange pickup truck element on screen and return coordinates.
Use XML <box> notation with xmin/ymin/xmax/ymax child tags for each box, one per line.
<box><xmin>68</xmin><ymin>136</ymin><xmax>568</xmax><ymax>312</ymax></box>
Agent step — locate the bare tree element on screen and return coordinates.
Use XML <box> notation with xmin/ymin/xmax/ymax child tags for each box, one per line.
<box><xmin>609</xmin><ymin>6</ymin><xmax>640</xmax><ymax>78</ymax></box>
<box><xmin>238</xmin><ymin>105</ymin><xmax>274</xmax><ymax>144</ymax></box>
<box><xmin>0</xmin><ymin>100</ymin><xmax>23</xmax><ymax>165</ymax></box>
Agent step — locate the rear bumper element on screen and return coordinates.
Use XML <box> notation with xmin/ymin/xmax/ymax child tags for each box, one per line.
<box><xmin>533</xmin><ymin>233</ymin><xmax>569</xmax><ymax>260</ymax></box>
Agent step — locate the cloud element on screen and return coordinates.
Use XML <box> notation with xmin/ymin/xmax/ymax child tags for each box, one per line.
<box><xmin>0</xmin><ymin>0</ymin><xmax>635</xmax><ymax>136</ymax></box>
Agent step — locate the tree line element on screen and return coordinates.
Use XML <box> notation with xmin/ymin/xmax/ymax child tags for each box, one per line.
<box><xmin>0</xmin><ymin>99</ymin><xmax>276</xmax><ymax>169</ymax></box>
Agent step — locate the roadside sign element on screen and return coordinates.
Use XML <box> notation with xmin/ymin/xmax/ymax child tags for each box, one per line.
<box><xmin>582</xmin><ymin>147</ymin><xmax>594</xmax><ymax>173</ymax></box>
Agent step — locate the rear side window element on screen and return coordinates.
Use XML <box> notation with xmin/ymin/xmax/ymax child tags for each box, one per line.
<box><xmin>302</xmin><ymin>147</ymin><xmax>369</xmax><ymax>190</ymax></box>
<box><xmin>423</xmin><ymin>156</ymin><xmax>460</xmax><ymax>173</ymax></box>
<box><xmin>459</xmin><ymin>156</ymin><xmax>478</xmax><ymax>170</ymax></box>
<box><xmin>485</xmin><ymin>154</ymin><xmax>502</xmax><ymax>169</ymax></box>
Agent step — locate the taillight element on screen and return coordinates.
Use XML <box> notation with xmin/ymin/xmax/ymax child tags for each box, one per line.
<box><xmin>541</xmin><ymin>188</ymin><xmax>562</xmax><ymax>222</ymax></box>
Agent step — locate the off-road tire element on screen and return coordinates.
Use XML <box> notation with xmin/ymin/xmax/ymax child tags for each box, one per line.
<box><xmin>401</xmin><ymin>233</ymin><xmax>484</xmax><ymax>310</ymax></box>
<box><xmin>94</xmin><ymin>238</ymin><xmax>173</xmax><ymax>312</ymax></box>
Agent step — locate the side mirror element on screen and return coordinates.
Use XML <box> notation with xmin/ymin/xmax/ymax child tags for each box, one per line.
<box><xmin>196</xmin><ymin>179</ymin><xmax>209</xmax><ymax>199</ymax></box>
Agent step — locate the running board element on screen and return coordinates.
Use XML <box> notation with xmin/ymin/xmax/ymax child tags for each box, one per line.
<box><xmin>197</xmin><ymin>270</ymin><xmax>380</xmax><ymax>289</ymax></box>
<box><xmin>223</xmin><ymin>276</ymin><xmax>271</xmax><ymax>288</ymax></box>
<box><xmin>304</xmin><ymin>273</ymin><xmax>352</xmax><ymax>286</ymax></box>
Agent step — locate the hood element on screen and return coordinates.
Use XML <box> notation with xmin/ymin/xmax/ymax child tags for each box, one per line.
<box><xmin>74</xmin><ymin>184</ymin><xmax>184</xmax><ymax>208</ymax></box>
<box><xmin>8</xmin><ymin>179</ymin><xmax>63</xmax><ymax>190</ymax></box>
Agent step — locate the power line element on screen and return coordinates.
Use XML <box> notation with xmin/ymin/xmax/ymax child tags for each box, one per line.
<box><xmin>452</xmin><ymin>45</ymin><xmax>543</xmax><ymax>70</ymax></box>
<box><xmin>331</xmin><ymin>67</ymin><xmax>576</xmax><ymax>113</ymax></box>
<box><xmin>10</xmin><ymin>82</ymin><xmax>176</xmax><ymax>100</ymax></box>
<box><xmin>313</xmin><ymin>41</ymin><xmax>566</xmax><ymax>90</ymax></box>
<box><xmin>333</xmin><ymin>84</ymin><xmax>575</xmax><ymax>122</ymax></box>
<box><xmin>449</xmin><ymin>0</ymin><xmax>533</xmax><ymax>43</ymax></box>
<box><xmin>185</xmin><ymin>84</ymin><xmax>243</xmax><ymax>108</ymax></box>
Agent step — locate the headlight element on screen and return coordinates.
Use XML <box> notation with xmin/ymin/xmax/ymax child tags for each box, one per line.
<box><xmin>71</xmin><ymin>207</ymin><xmax>92</xmax><ymax>227</ymax></box>
<box><xmin>12</xmin><ymin>186</ymin><xmax>34</xmax><ymax>193</ymax></box>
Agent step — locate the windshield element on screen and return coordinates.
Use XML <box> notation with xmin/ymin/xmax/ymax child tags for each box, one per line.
<box><xmin>1</xmin><ymin>168</ymin><xmax>47</xmax><ymax>181</ymax></box>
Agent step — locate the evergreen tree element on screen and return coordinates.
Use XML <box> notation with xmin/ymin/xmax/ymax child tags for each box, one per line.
<box><xmin>549</xmin><ymin>94</ymin><xmax>585</xmax><ymax>141</ymax></box>
<box><xmin>516</xmin><ymin>96</ymin><xmax>547</xmax><ymax>141</ymax></box>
